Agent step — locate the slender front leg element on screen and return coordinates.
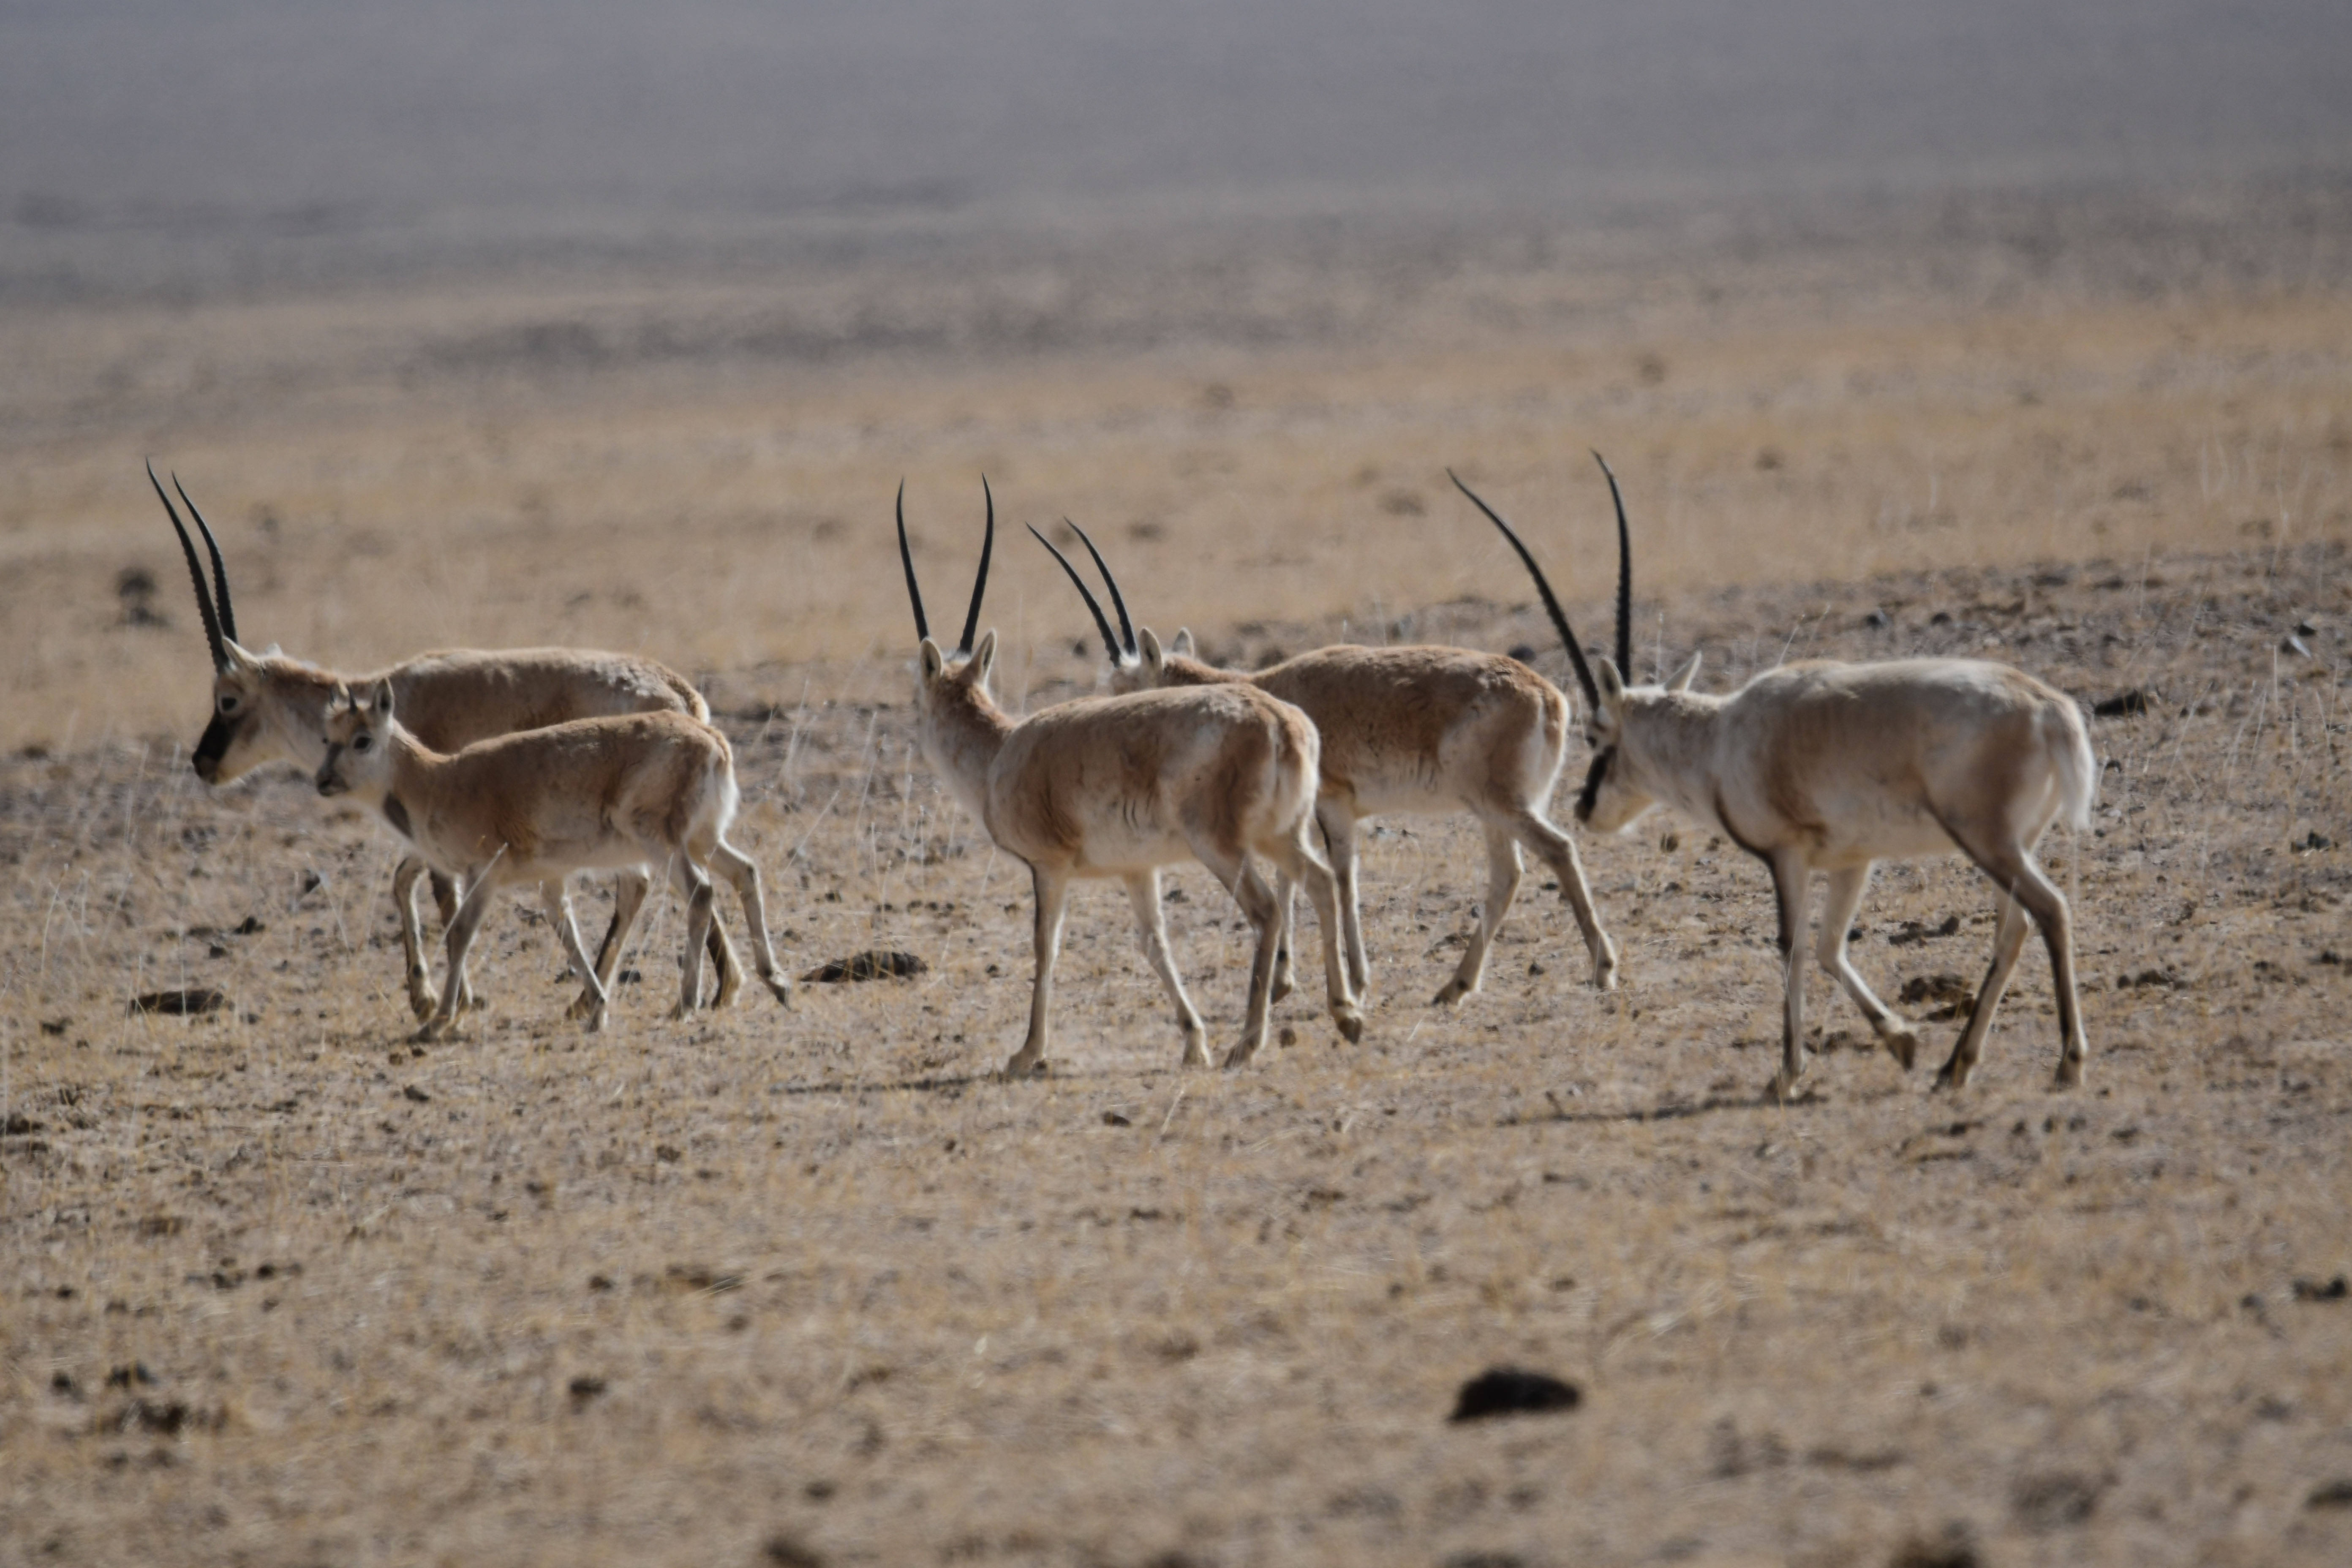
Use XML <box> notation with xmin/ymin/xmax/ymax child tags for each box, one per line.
<box><xmin>1318</xmin><ymin>800</ymin><xmax>1370</xmax><ymax>997</ymax></box>
<box><xmin>1218</xmin><ymin>858</ymin><xmax>1285</xmax><ymax>1068</ymax></box>
<box><xmin>392</xmin><ymin>856</ymin><xmax>439</xmax><ymax>1019</ymax></box>
<box><xmin>1435</xmin><ymin>822</ymin><xmax>1522</xmax><ymax>1005</ymax></box>
<box><xmin>1765</xmin><ymin>852</ymin><xmax>1812</xmax><ymax>1101</ymax></box>
<box><xmin>1268</xmin><ymin>874</ymin><xmax>1297</xmax><ymax>1003</ymax></box>
<box><xmin>711</xmin><ymin>838</ymin><xmax>795</xmax><ymax>1009</ymax></box>
<box><xmin>1814</xmin><ymin>863</ymin><xmax>1920</xmax><ymax>1069</ymax></box>
<box><xmin>541</xmin><ymin>877</ymin><xmax>611</xmax><ymax>1032</ymax></box>
<box><xmin>418</xmin><ymin>871</ymin><xmax>501</xmax><ymax>1043</ymax></box>
<box><xmin>1510</xmin><ymin>807</ymin><xmax>1618</xmax><ymax>990</ymax></box>
<box><xmin>1005</xmin><ymin>863</ymin><xmax>1070</xmax><ymax>1077</ymax></box>
<box><xmin>1125</xmin><ymin>870</ymin><xmax>1209</xmax><ymax>1067</ymax></box>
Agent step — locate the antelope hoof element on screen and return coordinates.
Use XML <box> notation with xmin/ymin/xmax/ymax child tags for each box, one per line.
<box><xmin>1591</xmin><ymin>957</ymin><xmax>1620</xmax><ymax>991</ymax></box>
<box><xmin>409</xmin><ymin>1019</ymin><xmax>452</xmax><ymax>1045</ymax></box>
<box><xmin>564</xmin><ymin>990</ymin><xmax>599</xmax><ymax>1022</ymax></box>
<box><xmin>1333</xmin><ymin>1006</ymin><xmax>1365</xmax><ymax>1044</ymax></box>
<box><xmin>2054</xmin><ymin>1055</ymin><xmax>2085</xmax><ymax>1090</ymax></box>
<box><xmin>1430</xmin><ymin>977</ymin><xmax>1471</xmax><ymax>1007</ymax></box>
<box><xmin>1270</xmin><ymin>974</ymin><xmax>1295</xmax><ymax>1004</ymax></box>
<box><xmin>582</xmin><ymin>1003</ymin><xmax>608</xmax><ymax>1035</ymax></box>
<box><xmin>1881</xmin><ymin>1024</ymin><xmax>1922</xmax><ymax>1071</ymax></box>
<box><xmin>1933</xmin><ymin>1057</ymin><xmax>1972</xmax><ymax>1093</ymax></box>
<box><xmin>765</xmin><ymin>977</ymin><xmax>796</xmax><ymax>1011</ymax></box>
<box><xmin>1763</xmin><ymin>1067</ymin><xmax>1803</xmax><ymax>1103</ymax></box>
<box><xmin>998</xmin><ymin>1055</ymin><xmax>1049</xmax><ymax>1081</ymax></box>
<box><xmin>1219</xmin><ymin>1043</ymin><xmax>1260</xmax><ymax>1070</ymax></box>
<box><xmin>406</xmin><ymin>979</ymin><xmax>439</xmax><ymax>1020</ymax></box>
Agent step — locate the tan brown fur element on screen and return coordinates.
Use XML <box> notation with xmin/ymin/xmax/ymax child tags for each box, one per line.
<box><xmin>1586</xmin><ymin>651</ymin><xmax>2097</xmax><ymax>1097</ymax></box>
<box><xmin>1082</xmin><ymin>622</ymin><xmax>1618</xmax><ymax>1006</ymax></box>
<box><xmin>907</xmin><ymin>618</ymin><xmax>1361</xmax><ymax>1074</ymax></box>
<box><xmin>314</xmin><ymin>684</ymin><xmax>794</xmax><ymax>1040</ymax></box>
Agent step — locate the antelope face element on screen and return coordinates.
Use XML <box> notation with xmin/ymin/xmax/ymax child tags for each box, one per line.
<box><xmin>1575</xmin><ymin>699</ymin><xmax>1653</xmax><ymax>833</ymax></box>
<box><xmin>316</xmin><ymin>680</ymin><xmax>395</xmax><ymax>799</ymax></box>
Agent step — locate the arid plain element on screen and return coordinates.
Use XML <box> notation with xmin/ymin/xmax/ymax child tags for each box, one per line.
<box><xmin>3</xmin><ymin>184</ymin><xmax>2350</xmax><ymax>1566</ymax></box>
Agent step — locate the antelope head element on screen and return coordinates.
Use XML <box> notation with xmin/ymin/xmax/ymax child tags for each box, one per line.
<box><xmin>1452</xmin><ymin>453</ymin><xmax>1696</xmax><ymax>833</ymax></box>
<box><xmin>149</xmin><ymin>463</ymin><xmax>296</xmax><ymax>784</ymax></box>
<box><xmin>1027</xmin><ymin>519</ymin><xmax>1200</xmax><ymax>691</ymax></box>
<box><xmin>315</xmin><ymin>679</ymin><xmax>397</xmax><ymax>800</ymax></box>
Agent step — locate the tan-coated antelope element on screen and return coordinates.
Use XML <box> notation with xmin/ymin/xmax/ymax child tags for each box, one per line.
<box><xmin>315</xmin><ymin>681</ymin><xmax>794</xmax><ymax>1038</ymax></box>
<box><xmin>1462</xmin><ymin>456</ymin><xmax>2096</xmax><ymax>1097</ymax></box>
<box><xmin>150</xmin><ymin>465</ymin><xmax>740</xmax><ymax>1018</ymax></box>
<box><xmin>1027</xmin><ymin>520</ymin><xmax>1617</xmax><ymax>1008</ymax></box>
<box><xmin>898</xmin><ymin>483</ymin><xmax>1362</xmax><ymax>1074</ymax></box>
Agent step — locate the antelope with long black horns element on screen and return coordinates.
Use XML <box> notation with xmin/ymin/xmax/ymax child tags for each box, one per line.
<box><xmin>901</xmin><ymin>482</ymin><xmax>1362</xmax><ymax>1074</ymax></box>
<box><xmin>1027</xmin><ymin>515</ymin><xmax>1618</xmax><ymax>1008</ymax></box>
<box><xmin>1465</xmin><ymin>454</ymin><xmax>2096</xmax><ymax>1098</ymax></box>
<box><xmin>150</xmin><ymin>464</ymin><xmax>747</xmax><ymax>1021</ymax></box>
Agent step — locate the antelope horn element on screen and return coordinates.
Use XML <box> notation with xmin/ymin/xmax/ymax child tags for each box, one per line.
<box><xmin>1592</xmin><ymin>451</ymin><xmax>1632</xmax><ymax>678</ymax></box>
<box><xmin>1028</xmin><ymin>523</ymin><xmax>1124</xmax><ymax>663</ymax></box>
<box><xmin>150</xmin><ymin>460</ymin><xmax>228</xmax><ymax>671</ymax></box>
<box><xmin>1448</xmin><ymin>468</ymin><xmax>1599</xmax><ymax>708</ymax></box>
<box><xmin>172</xmin><ymin>475</ymin><xmax>237</xmax><ymax>644</ymax></box>
<box><xmin>896</xmin><ymin>479</ymin><xmax>930</xmax><ymax>644</ymax></box>
<box><xmin>1064</xmin><ymin>518</ymin><xmax>1136</xmax><ymax>657</ymax></box>
<box><xmin>955</xmin><ymin>476</ymin><xmax>994</xmax><ymax>658</ymax></box>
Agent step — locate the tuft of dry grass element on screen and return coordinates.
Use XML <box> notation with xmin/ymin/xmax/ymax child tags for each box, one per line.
<box><xmin>3</xmin><ymin>194</ymin><xmax>2350</xmax><ymax>1564</ymax></box>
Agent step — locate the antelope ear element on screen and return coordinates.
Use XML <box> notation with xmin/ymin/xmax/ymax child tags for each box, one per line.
<box><xmin>366</xmin><ymin>677</ymin><xmax>395</xmax><ymax>716</ymax></box>
<box><xmin>1138</xmin><ymin>626</ymin><xmax>1165</xmax><ymax>674</ymax></box>
<box><xmin>1666</xmin><ymin>651</ymin><xmax>1701</xmax><ymax>693</ymax></box>
<box><xmin>918</xmin><ymin>638</ymin><xmax>946</xmax><ymax>681</ymax></box>
<box><xmin>1170</xmin><ymin>627</ymin><xmax>1195</xmax><ymax>658</ymax></box>
<box><xmin>1595</xmin><ymin>658</ymin><xmax>1626</xmax><ymax>708</ymax></box>
<box><xmin>966</xmin><ymin>629</ymin><xmax>997</xmax><ymax>683</ymax></box>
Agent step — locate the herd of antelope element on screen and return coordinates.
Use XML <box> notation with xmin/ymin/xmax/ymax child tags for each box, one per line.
<box><xmin>150</xmin><ymin>452</ymin><xmax>2096</xmax><ymax>1099</ymax></box>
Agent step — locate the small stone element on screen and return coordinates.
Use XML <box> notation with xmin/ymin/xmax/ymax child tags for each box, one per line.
<box><xmin>1448</xmin><ymin>1367</ymin><xmax>1580</xmax><ymax>1422</ymax></box>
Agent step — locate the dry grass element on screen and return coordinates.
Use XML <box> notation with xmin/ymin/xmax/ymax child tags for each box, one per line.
<box><xmin>3</xmin><ymin>196</ymin><xmax>2350</xmax><ymax>1566</ymax></box>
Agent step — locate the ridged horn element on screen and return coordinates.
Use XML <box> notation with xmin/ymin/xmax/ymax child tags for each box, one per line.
<box><xmin>955</xmin><ymin>476</ymin><xmax>994</xmax><ymax>657</ymax></box>
<box><xmin>172</xmin><ymin>475</ymin><xmax>237</xmax><ymax>645</ymax></box>
<box><xmin>150</xmin><ymin>460</ymin><xmax>228</xmax><ymax>671</ymax></box>
<box><xmin>1447</xmin><ymin>468</ymin><xmax>1598</xmax><ymax>708</ymax></box>
<box><xmin>1592</xmin><ymin>451</ymin><xmax>1632</xmax><ymax>678</ymax></box>
<box><xmin>1028</xmin><ymin>523</ymin><xmax>1124</xmax><ymax>662</ymax></box>
<box><xmin>896</xmin><ymin>479</ymin><xmax>930</xmax><ymax>644</ymax></box>
<box><xmin>1064</xmin><ymin>519</ymin><xmax>1135</xmax><ymax>656</ymax></box>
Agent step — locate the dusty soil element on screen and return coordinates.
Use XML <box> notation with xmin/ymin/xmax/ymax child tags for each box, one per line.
<box><xmin>3</xmin><ymin>188</ymin><xmax>2350</xmax><ymax>1565</ymax></box>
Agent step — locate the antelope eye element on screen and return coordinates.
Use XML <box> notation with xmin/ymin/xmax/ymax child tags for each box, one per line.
<box><xmin>352</xmin><ymin>734</ymin><xmax>372</xmax><ymax>752</ymax></box>
<box><xmin>218</xmin><ymin>695</ymin><xmax>239</xmax><ymax>714</ymax></box>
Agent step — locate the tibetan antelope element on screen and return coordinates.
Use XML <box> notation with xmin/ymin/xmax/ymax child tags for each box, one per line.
<box><xmin>898</xmin><ymin>483</ymin><xmax>1362</xmax><ymax>1074</ymax></box>
<box><xmin>315</xmin><ymin>681</ymin><xmax>794</xmax><ymax>1038</ymax></box>
<box><xmin>1460</xmin><ymin>456</ymin><xmax>2095</xmax><ymax>1098</ymax></box>
<box><xmin>150</xmin><ymin>465</ymin><xmax>740</xmax><ymax>1018</ymax></box>
<box><xmin>1026</xmin><ymin>520</ymin><xmax>1617</xmax><ymax>1007</ymax></box>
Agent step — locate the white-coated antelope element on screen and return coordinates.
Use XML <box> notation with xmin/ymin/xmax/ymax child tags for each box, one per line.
<box><xmin>1027</xmin><ymin>519</ymin><xmax>1617</xmax><ymax>1007</ymax></box>
<box><xmin>899</xmin><ymin>483</ymin><xmax>1362</xmax><ymax>1074</ymax></box>
<box><xmin>1468</xmin><ymin>455</ymin><xmax>2096</xmax><ymax>1098</ymax></box>
<box><xmin>314</xmin><ymin>681</ymin><xmax>794</xmax><ymax>1039</ymax></box>
<box><xmin>149</xmin><ymin>466</ymin><xmax>740</xmax><ymax>1018</ymax></box>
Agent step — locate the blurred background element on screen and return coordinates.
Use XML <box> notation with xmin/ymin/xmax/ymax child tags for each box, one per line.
<box><xmin>3</xmin><ymin>1</ymin><xmax>2350</xmax><ymax>751</ymax></box>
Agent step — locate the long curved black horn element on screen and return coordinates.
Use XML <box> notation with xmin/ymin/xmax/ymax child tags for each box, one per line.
<box><xmin>150</xmin><ymin>460</ymin><xmax>228</xmax><ymax>670</ymax></box>
<box><xmin>1064</xmin><ymin>519</ymin><xmax>1136</xmax><ymax>656</ymax></box>
<box><xmin>955</xmin><ymin>476</ymin><xmax>994</xmax><ymax>657</ymax></box>
<box><xmin>1448</xmin><ymin>468</ymin><xmax>1598</xmax><ymax>707</ymax></box>
<box><xmin>172</xmin><ymin>475</ymin><xmax>237</xmax><ymax>644</ymax></box>
<box><xmin>1028</xmin><ymin>524</ymin><xmax>1124</xmax><ymax>662</ymax></box>
<box><xmin>896</xmin><ymin>479</ymin><xmax>930</xmax><ymax>643</ymax></box>
<box><xmin>1592</xmin><ymin>450</ymin><xmax>1632</xmax><ymax>678</ymax></box>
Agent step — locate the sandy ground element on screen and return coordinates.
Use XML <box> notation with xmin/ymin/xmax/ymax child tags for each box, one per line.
<box><xmin>2</xmin><ymin>187</ymin><xmax>2350</xmax><ymax>1565</ymax></box>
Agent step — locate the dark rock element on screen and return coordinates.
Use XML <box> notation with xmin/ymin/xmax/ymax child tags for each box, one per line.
<box><xmin>1889</xmin><ymin>1523</ymin><xmax>1981</xmax><ymax>1568</ymax></box>
<box><xmin>1448</xmin><ymin>1367</ymin><xmax>1581</xmax><ymax>1422</ymax></box>
<box><xmin>799</xmin><ymin>950</ymin><xmax>928</xmax><ymax>983</ymax></box>
<box><xmin>2291</xmin><ymin>1275</ymin><xmax>2348</xmax><ymax>1301</ymax></box>
<box><xmin>129</xmin><ymin>988</ymin><xmax>227</xmax><ymax>1017</ymax></box>
<box><xmin>568</xmin><ymin>1376</ymin><xmax>607</xmax><ymax>1400</ymax></box>
<box><xmin>2012</xmin><ymin>1470</ymin><xmax>2103</xmax><ymax>1531</ymax></box>
<box><xmin>402</xmin><ymin>1085</ymin><xmax>430</xmax><ymax>1103</ymax></box>
<box><xmin>2092</xmin><ymin>689</ymin><xmax>2151</xmax><ymax>718</ymax></box>
<box><xmin>762</xmin><ymin>1535</ymin><xmax>827</xmax><ymax>1568</ymax></box>
<box><xmin>2308</xmin><ymin>1480</ymin><xmax>2352</xmax><ymax>1511</ymax></box>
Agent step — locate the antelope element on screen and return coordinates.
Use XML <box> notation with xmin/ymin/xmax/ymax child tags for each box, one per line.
<box><xmin>898</xmin><ymin>482</ymin><xmax>1363</xmax><ymax>1074</ymax></box>
<box><xmin>314</xmin><ymin>681</ymin><xmax>794</xmax><ymax>1038</ymax></box>
<box><xmin>1462</xmin><ymin>455</ymin><xmax>2096</xmax><ymax>1097</ymax></box>
<box><xmin>150</xmin><ymin>465</ymin><xmax>740</xmax><ymax>1018</ymax></box>
<box><xmin>1026</xmin><ymin>520</ymin><xmax>1617</xmax><ymax>1008</ymax></box>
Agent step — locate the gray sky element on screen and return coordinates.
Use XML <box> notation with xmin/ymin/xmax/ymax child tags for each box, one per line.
<box><xmin>5</xmin><ymin>3</ymin><xmax>2349</xmax><ymax>250</ymax></box>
